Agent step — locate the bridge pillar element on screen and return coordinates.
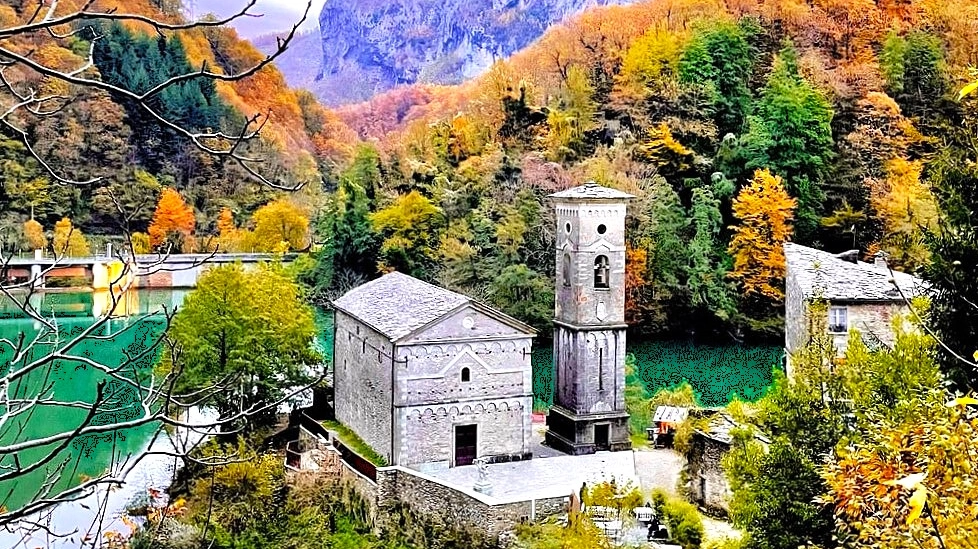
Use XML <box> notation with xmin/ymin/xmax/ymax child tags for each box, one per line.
<box><xmin>92</xmin><ymin>261</ymin><xmax>109</xmax><ymax>291</ymax></box>
<box><xmin>30</xmin><ymin>264</ymin><xmax>43</xmax><ymax>289</ymax></box>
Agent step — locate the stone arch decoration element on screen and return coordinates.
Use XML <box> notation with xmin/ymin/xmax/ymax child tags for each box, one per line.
<box><xmin>486</xmin><ymin>403</ymin><xmax>497</xmax><ymax>413</ymax></box>
<box><xmin>449</xmin><ymin>406</ymin><xmax>460</xmax><ymax>416</ymax></box>
<box><xmin>475</xmin><ymin>404</ymin><xmax>485</xmax><ymax>414</ymax></box>
<box><xmin>436</xmin><ymin>407</ymin><xmax>449</xmax><ymax>417</ymax></box>
<box><xmin>461</xmin><ymin>404</ymin><xmax>473</xmax><ymax>415</ymax></box>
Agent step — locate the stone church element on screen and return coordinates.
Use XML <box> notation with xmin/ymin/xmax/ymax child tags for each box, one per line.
<box><xmin>332</xmin><ymin>182</ymin><xmax>633</xmax><ymax>468</ymax></box>
<box><xmin>332</xmin><ymin>273</ymin><xmax>537</xmax><ymax>469</ymax></box>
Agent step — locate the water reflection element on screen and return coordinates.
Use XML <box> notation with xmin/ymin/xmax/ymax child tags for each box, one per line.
<box><xmin>0</xmin><ymin>288</ymin><xmax>187</xmax><ymax>547</ymax></box>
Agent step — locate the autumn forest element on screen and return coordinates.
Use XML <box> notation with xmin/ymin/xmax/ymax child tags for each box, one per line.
<box><xmin>9</xmin><ymin>0</ymin><xmax>978</xmax><ymax>547</ymax></box>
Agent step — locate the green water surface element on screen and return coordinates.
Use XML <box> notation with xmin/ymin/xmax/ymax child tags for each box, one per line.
<box><xmin>0</xmin><ymin>291</ymin><xmax>170</xmax><ymax>514</ymax></box>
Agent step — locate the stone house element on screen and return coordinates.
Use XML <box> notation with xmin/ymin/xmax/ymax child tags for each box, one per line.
<box><xmin>332</xmin><ymin>272</ymin><xmax>536</xmax><ymax>470</ymax></box>
<box><xmin>686</xmin><ymin>412</ymin><xmax>769</xmax><ymax>515</ymax></box>
<box><xmin>784</xmin><ymin>243</ymin><xmax>927</xmax><ymax>375</ymax></box>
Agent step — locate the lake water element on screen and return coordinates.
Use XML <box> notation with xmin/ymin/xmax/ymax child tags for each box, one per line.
<box><xmin>0</xmin><ymin>289</ymin><xmax>189</xmax><ymax>547</ymax></box>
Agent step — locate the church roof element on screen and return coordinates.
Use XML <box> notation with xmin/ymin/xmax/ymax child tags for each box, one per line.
<box><xmin>550</xmin><ymin>182</ymin><xmax>635</xmax><ymax>201</ymax></box>
<box><xmin>332</xmin><ymin>272</ymin><xmax>534</xmax><ymax>341</ymax></box>
<box><xmin>784</xmin><ymin>242</ymin><xmax>927</xmax><ymax>302</ymax></box>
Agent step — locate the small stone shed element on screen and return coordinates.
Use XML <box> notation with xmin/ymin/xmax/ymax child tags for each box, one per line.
<box><xmin>686</xmin><ymin>411</ymin><xmax>769</xmax><ymax>516</ymax></box>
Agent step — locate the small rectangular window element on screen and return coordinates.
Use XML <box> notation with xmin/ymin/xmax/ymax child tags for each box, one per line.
<box><xmin>828</xmin><ymin>306</ymin><xmax>848</xmax><ymax>334</ymax></box>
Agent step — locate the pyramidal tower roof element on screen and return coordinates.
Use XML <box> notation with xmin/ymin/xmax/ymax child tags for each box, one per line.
<box><xmin>550</xmin><ymin>182</ymin><xmax>635</xmax><ymax>201</ymax></box>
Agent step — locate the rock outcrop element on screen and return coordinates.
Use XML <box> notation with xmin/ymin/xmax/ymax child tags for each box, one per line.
<box><xmin>314</xmin><ymin>0</ymin><xmax>634</xmax><ymax>105</ymax></box>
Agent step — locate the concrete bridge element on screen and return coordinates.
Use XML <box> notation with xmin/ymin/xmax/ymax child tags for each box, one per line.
<box><xmin>2</xmin><ymin>251</ymin><xmax>292</xmax><ymax>290</ymax></box>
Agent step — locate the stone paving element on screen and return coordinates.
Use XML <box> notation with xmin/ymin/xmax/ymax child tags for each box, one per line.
<box><xmin>417</xmin><ymin>418</ymin><xmax>739</xmax><ymax>545</ymax></box>
<box><xmin>425</xmin><ymin>449</ymin><xmax>638</xmax><ymax>501</ymax></box>
<box><xmin>633</xmin><ymin>447</ymin><xmax>685</xmax><ymax>496</ymax></box>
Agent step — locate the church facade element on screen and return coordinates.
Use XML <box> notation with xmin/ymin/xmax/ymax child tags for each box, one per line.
<box><xmin>332</xmin><ymin>272</ymin><xmax>536</xmax><ymax>469</ymax></box>
<box><xmin>545</xmin><ymin>183</ymin><xmax>634</xmax><ymax>454</ymax></box>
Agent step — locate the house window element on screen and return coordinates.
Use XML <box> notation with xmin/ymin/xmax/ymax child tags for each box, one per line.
<box><xmin>562</xmin><ymin>254</ymin><xmax>572</xmax><ymax>287</ymax></box>
<box><xmin>594</xmin><ymin>255</ymin><xmax>610</xmax><ymax>289</ymax></box>
<box><xmin>461</xmin><ymin>367</ymin><xmax>471</xmax><ymax>382</ymax></box>
<box><xmin>828</xmin><ymin>306</ymin><xmax>848</xmax><ymax>333</ymax></box>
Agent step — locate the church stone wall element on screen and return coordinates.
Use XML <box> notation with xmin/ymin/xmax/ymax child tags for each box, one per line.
<box><xmin>397</xmin><ymin>339</ymin><xmax>533</xmax><ymax>407</ymax></box>
<box><xmin>334</xmin><ymin>310</ymin><xmax>395</xmax><ymax>462</ymax></box>
<box><xmin>395</xmin><ymin>396</ymin><xmax>532</xmax><ymax>467</ymax></box>
<box><xmin>393</xmin><ymin>337</ymin><xmax>534</xmax><ymax>466</ymax></box>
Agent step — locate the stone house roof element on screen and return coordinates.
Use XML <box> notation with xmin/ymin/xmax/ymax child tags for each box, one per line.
<box><xmin>550</xmin><ymin>182</ymin><xmax>636</xmax><ymax>201</ymax></box>
<box><xmin>784</xmin><ymin>242</ymin><xmax>927</xmax><ymax>302</ymax></box>
<box><xmin>694</xmin><ymin>411</ymin><xmax>771</xmax><ymax>446</ymax></box>
<box><xmin>332</xmin><ymin>272</ymin><xmax>535</xmax><ymax>341</ymax></box>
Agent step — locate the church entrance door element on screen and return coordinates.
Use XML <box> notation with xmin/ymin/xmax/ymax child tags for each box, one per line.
<box><xmin>455</xmin><ymin>424</ymin><xmax>477</xmax><ymax>466</ymax></box>
<box><xmin>594</xmin><ymin>424</ymin><xmax>610</xmax><ymax>451</ymax></box>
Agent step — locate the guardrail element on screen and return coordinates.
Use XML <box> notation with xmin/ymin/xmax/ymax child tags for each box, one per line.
<box><xmin>332</xmin><ymin>437</ymin><xmax>378</xmax><ymax>482</ymax></box>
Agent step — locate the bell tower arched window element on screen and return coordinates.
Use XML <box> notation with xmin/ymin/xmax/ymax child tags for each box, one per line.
<box><xmin>594</xmin><ymin>255</ymin><xmax>610</xmax><ymax>289</ymax></box>
<box><xmin>461</xmin><ymin>367</ymin><xmax>471</xmax><ymax>382</ymax></box>
<box><xmin>562</xmin><ymin>254</ymin><xmax>572</xmax><ymax>287</ymax></box>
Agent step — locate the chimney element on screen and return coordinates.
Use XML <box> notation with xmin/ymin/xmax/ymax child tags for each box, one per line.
<box><xmin>874</xmin><ymin>251</ymin><xmax>889</xmax><ymax>271</ymax></box>
<box><xmin>835</xmin><ymin>250</ymin><xmax>859</xmax><ymax>264</ymax></box>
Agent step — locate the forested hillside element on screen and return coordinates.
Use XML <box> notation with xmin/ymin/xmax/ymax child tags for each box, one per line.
<box><xmin>308</xmin><ymin>0</ymin><xmax>978</xmax><ymax>356</ymax></box>
<box><xmin>0</xmin><ymin>0</ymin><xmax>356</xmax><ymax>252</ymax></box>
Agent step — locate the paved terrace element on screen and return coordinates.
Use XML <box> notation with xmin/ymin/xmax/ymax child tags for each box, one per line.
<box><xmin>422</xmin><ymin>450</ymin><xmax>638</xmax><ymax>501</ymax></box>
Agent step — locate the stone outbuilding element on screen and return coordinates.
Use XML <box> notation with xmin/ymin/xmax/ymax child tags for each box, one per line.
<box><xmin>784</xmin><ymin>242</ymin><xmax>927</xmax><ymax>375</ymax></box>
<box><xmin>686</xmin><ymin>412</ymin><xmax>770</xmax><ymax>516</ymax></box>
<box><xmin>332</xmin><ymin>272</ymin><xmax>536</xmax><ymax>470</ymax></box>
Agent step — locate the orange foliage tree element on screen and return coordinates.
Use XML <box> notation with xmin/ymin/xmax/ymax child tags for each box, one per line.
<box><xmin>148</xmin><ymin>187</ymin><xmax>196</xmax><ymax>252</ymax></box>
<box><xmin>728</xmin><ymin>169</ymin><xmax>797</xmax><ymax>303</ymax></box>
<box><xmin>625</xmin><ymin>245</ymin><xmax>650</xmax><ymax>326</ymax></box>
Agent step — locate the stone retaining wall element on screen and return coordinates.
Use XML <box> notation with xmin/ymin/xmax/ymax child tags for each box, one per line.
<box><xmin>318</xmin><ymin>444</ymin><xmax>568</xmax><ymax>539</ymax></box>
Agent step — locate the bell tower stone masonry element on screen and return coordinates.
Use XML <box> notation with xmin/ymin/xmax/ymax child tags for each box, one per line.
<box><xmin>545</xmin><ymin>182</ymin><xmax>633</xmax><ymax>455</ymax></box>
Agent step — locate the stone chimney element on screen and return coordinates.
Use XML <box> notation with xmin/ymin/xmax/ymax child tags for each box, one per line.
<box><xmin>874</xmin><ymin>251</ymin><xmax>889</xmax><ymax>271</ymax></box>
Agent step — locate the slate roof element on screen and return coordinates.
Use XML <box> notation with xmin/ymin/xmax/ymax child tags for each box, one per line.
<box><xmin>785</xmin><ymin>242</ymin><xmax>927</xmax><ymax>302</ymax></box>
<box><xmin>550</xmin><ymin>182</ymin><xmax>635</xmax><ymax>200</ymax></box>
<box><xmin>696</xmin><ymin>412</ymin><xmax>771</xmax><ymax>446</ymax></box>
<box><xmin>332</xmin><ymin>272</ymin><xmax>534</xmax><ymax>341</ymax></box>
<box><xmin>653</xmin><ymin>406</ymin><xmax>689</xmax><ymax>424</ymax></box>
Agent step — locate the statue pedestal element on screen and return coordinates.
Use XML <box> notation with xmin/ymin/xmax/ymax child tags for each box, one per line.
<box><xmin>473</xmin><ymin>481</ymin><xmax>492</xmax><ymax>495</ymax></box>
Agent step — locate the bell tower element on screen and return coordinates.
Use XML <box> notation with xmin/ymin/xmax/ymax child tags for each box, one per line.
<box><xmin>545</xmin><ymin>182</ymin><xmax>633</xmax><ymax>455</ymax></box>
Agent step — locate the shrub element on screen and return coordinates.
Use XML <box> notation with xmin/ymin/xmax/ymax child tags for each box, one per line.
<box><xmin>651</xmin><ymin>489</ymin><xmax>704</xmax><ymax>549</ymax></box>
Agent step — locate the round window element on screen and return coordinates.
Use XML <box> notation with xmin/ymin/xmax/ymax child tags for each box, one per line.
<box><xmin>565</xmin><ymin>222</ymin><xmax>572</xmax><ymax>234</ymax></box>
<box><xmin>597</xmin><ymin>224</ymin><xmax>607</xmax><ymax>235</ymax></box>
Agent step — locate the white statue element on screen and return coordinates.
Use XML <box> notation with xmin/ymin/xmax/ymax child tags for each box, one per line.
<box><xmin>474</xmin><ymin>457</ymin><xmax>492</xmax><ymax>495</ymax></box>
<box><xmin>477</xmin><ymin>457</ymin><xmax>490</xmax><ymax>484</ymax></box>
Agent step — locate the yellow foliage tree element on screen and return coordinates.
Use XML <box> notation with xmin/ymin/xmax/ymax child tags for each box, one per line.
<box><xmin>728</xmin><ymin>169</ymin><xmax>797</xmax><ymax>302</ymax></box>
<box><xmin>131</xmin><ymin>232</ymin><xmax>152</xmax><ymax>254</ymax></box>
<box><xmin>616</xmin><ymin>28</ymin><xmax>683</xmax><ymax>102</ymax></box>
<box><xmin>823</xmin><ymin>394</ymin><xmax>978</xmax><ymax>548</ymax></box>
<box><xmin>216</xmin><ymin>207</ymin><xmax>242</xmax><ymax>253</ymax></box>
<box><xmin>23</xmin><ymin>219</ymin><xmax>47</xmax><ymax>251</ymax></box>
<box><xmin>870</xmin><ymin>158</ymin><xmax>939</xmax><ymax>270</ymax></box>
<box><xmin>52</xmin><ymin>218</ymin><xmax>90</xmax><ymax>258</ymax></box>
<box><xmin>250</xmin><ymin>199</ymin><xmax>309</xmax><ymax>253</ymax></box>
<box><xmin>148</xmin><ymin>187</ymin><xmax>196</xmax><ymax>252</ymax></box>
<box><xmin>638</xmin><ymin>123</ymin><xmax>696</xmax><ymax>180</ymax></box>
<box><xmin>371</xmin><ymin>191</ymin><xmax>444</xmax><ymax>274</ymax></box>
